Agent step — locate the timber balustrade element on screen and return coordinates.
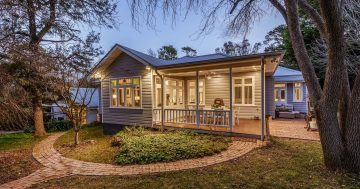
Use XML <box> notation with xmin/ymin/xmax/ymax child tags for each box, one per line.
<box><xmin>153</xmin><ymin>108</ymin><xmax>230</xmax><ymax>128</ymax></box>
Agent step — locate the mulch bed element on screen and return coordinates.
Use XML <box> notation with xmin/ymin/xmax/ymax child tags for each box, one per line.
<box><xmin>0</xmin><ymin>149</ymin><xmax>42</xmax><ymax>184</ymax></box>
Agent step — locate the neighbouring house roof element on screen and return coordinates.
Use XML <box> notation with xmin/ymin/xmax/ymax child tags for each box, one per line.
<box><xmin>44</xmin><ymin>88</ymin><xmax>99</xmax><ymax>108</ymax></box>
<box><xmin>93</xmin><ymin>44</ymin><xmax>284</xmax><ymax>74</ymax></box>
<box><xmin>273</xmin><ymin>66</ymin><xmax>305</xmax><ymax>82</ymax></box>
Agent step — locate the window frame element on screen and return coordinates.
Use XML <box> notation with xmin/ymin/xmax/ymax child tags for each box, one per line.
<box><xmin>187</xmin><ymin>79</ymin><xmax>205</xmax><ymax>106</ymax></box>
<box><xmin>232</xmin><ymin>76</ymin><xmax>256</xmax><ymax>106</ymax></box>
<box><xmin>293</xmin><ymin>82</ymin><xmax>303</xmax><ymax>102</ymax></box>
<box><xmin>109</xmin><ymin>76</ymin><xmax>142</xmax><ymax>109</ymax></box>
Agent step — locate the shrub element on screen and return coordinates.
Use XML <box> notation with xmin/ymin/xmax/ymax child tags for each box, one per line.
<box><xmin>114</xmin><ymin>129</ymin><xmax>231</xmax><ymax>165</ymax></box>
<box><xmin>45</xmin><ymin>120</ymin><xmax>73</xmax><ymax>132</ymax></box>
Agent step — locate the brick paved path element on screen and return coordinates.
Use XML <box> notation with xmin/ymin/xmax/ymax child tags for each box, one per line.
<box><xmin>269</xmin><ymin>119</ymin><xmax>320</xmax><ymax>141</ymax></box>
<box><xmin>0</xmin><ymin>132</ymin><xmax>257</xmax><ymax>189</ymax></box>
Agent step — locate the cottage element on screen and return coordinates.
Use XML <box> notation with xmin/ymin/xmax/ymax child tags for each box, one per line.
<box><xmin>92</xmin><ymin>44</ymin><xmax>302</xmax><ymax>139</ymax></box>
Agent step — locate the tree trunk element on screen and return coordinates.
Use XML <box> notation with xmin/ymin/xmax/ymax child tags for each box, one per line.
<box><xmin>74</xmin><ymin>130</ymin><xmax>79</xmax><ymax>145</ymax></box>
<box><xmin>33</xmin><ymin>96</ymin><xmax>46</xmax><ymax>136</ymax></box>
<box><xmin>339</xmin><ymin>75</ymin><xmax>351</xmax><ymax>139</ymax></box>
<box><xmin>314</xmin><ymin>103</ymin><xmax>345</xmax><ymax>170</ymax></box>
<box><xmin>344</xmin><ymin>73</ymin><xmax>360</xmax><ymax>173</ymax></box>
<box><xmin>284</xmin><ymin>0</ymin><xmax>344</xmax><ymax>170</ymax></box>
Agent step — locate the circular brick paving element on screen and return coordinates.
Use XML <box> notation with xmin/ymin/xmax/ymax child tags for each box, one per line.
<box><xmin>1</xmin><ymin>132</ymin><xmax>258</xmax><ymax>189</ymax></box>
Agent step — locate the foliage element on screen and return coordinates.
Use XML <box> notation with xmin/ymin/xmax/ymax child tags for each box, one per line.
<box><xmin>0</xmin><ymin>133</ymin><xmax>45</xmax><ymax>151</ymax></box>
<box><xmin>45</xmin><ymin>120</ymin><xmax>73</xmax><ymax>132</ymax></box>
<box><xmin>157</xmin><ymin>45</ymin><xmax>178</xmax><ymax>60</ymax></box>
<box><xmin>0</xmin><ymin>0</ymin><xmax>118</xmax><ymax>136</ymax></box>
<box><xmin>181</xmin><ymin>46</ymin><xmax>197</xmax><ymax>56</ymax></box>
<box><xmin>215</xmin><ymin>39</ymin><xmax>261</xmax><ymax>56</ymax></box>
<box><xmin>115</xmin><ymin>128</ymin><xmax>231</xmax><ymax>165</ymax></box>
<box><xmin>33</xmin><ymin>137</ymin><xmax>360</xmax><ymax>189</ymax></box>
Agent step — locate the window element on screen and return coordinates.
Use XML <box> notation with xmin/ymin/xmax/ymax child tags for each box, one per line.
<box><xmin>155</xmin><ymin>77</ymin><xmax>184</xmax><ymax>108</ymax></box>
<box><xmin>187</xmin><ymin>80</ymin><xmax>205</xmax><ymax>105</ymax></box>
<box><xmin>165</xmin><ymin>79</ymin><xmax>184</xmax><ymax>108</ymax></box>
<box><xmin>110</xmin><ymin>77</ymin><xmax>141</xmax><ymax>108</ymax></box>
<box><xmin>233</xmin><ymin>77</ymin><xmax>255</xmax><ymax>105</ymax></box>
<box><xmin>293</xmin><ymin>82</ymin><xmax>303</xmax><ymax>102</ymax></box>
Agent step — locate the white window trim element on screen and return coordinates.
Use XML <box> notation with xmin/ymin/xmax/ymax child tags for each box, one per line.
<box><xmin>164</xmin><ymin>78</ymin><xmax>184</xmax><ymax>109</ymax></box>
<box><xmin>274</xmin><ymin>83</ymin><xmax>287</xmax><ymax>102</ymax></box>
<box><xmin>187</xmin><ymin>79</ymin><xmax>205</xmax><ymax>106</ymax></box>
<box><xmin>232</xmin><ymin>76</ymin><xmax>256</xmax><ymax>106</ymax></box>
<box><xmin>293</xmin><ymin>82</ymin><xmax>303</xmax><ymax>102</ymax></box>
<box><xmin>109</xmin><ymin>76</ymin><xmax>143</xmax><ymax>109</ymax></box>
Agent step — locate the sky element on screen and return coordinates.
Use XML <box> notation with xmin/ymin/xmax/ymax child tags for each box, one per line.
<box><xmin>88</xmin><ymin>1</ymin><xmax>286</xmax><ymax>60</ymax></box>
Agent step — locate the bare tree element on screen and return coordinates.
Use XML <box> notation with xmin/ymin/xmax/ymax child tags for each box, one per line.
<box><xmin>0</xmin><ymin>0</ymin><xmax>117</xmax><ymax>136</ymax></box>
<box><xmin>53</xmin><ymin>74</ymin><xmax>97</xmax><ymax>145</ymax></box>
<box><xmin>127</xmin><ymin>0</ymin><xmax>360</xmax><ymax>173</ymax></box>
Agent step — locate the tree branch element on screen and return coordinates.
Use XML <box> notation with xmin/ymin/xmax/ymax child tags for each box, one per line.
<box><xmin>268</xmin><ymin>0</ymin><xmax>288</xmax><ymax>24</ymax></box>
<box><xmin>230</xmin><ymin>0</ymin><xmax>242</xmax><ymax>14</ymax></box>
<box><xmin>37</xmin><ymin>0</ymin><xmax>57</xmax><ymax>44</ymax></box>
<box><xmin>298</xmin><ymin>0</ymin><xmax>326</xmax><ymax>39</ymax></box>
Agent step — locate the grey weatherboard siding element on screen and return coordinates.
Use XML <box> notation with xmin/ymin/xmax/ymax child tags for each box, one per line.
<box><xmin>286</xmin><ymin>82</ymin><xmax>308</xmax><ymax>113</ymax></box>
<box><xmin>101</xmin><ymin>53</ymin><xmax>153</xmax><ymax>128</ymax></box>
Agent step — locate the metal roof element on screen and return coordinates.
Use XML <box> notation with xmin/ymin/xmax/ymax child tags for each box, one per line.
<box><xmin>94</xmin><ymin>44</ymin><xmax>284</xmax><ymax>71</ymax></box>
<box><xmin>274</xmin><ymin>66</ymin><xmax>305</xmax><ymax>82</ymax></box>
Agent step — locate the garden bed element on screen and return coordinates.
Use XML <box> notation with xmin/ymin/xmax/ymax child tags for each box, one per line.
<box><xmin>54</xmin><ymin>124</ymin><xmax>232</xmax><ymax>165</ymax></box>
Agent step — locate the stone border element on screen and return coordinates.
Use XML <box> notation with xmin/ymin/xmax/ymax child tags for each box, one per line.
<box><xmin>1</xmin><ymin>132</ymin><xmax>258</xmax><ymax>189</ymax></box>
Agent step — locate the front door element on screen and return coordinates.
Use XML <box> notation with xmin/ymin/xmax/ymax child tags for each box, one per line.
<box><xmin>274</xmin><ymin>83</ymin><xmax>287</xmax><ymax>106</ymax></box>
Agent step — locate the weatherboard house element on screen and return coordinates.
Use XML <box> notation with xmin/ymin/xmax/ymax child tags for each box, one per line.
<box><xmin>92</xmin><ymin>44</ymin><xmax>308</xmax><ymax>139</ymax></box>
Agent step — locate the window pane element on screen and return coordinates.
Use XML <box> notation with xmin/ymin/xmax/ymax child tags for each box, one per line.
<box><xmin>125</xmin><ymin>78</ymin><xmax>132</xmax><ymax>85</ymax></box>
<box><xmin>178</xmin><ymin>81</ymin><xmax>183</xmax><ymax>87</ymax></box>
<box><xmin>118</xmin><ymin>79</ymin><xmax>125</xmax><ymax>85</ymax></box>
<box><xmin>118</xmin><ymin>88</ymin><xmax>124</xmax><ymax>106</ymax></box>
<box><xmin>156</xmin><ymin>88</ymin><xmax>162</xmax><ymax>107</ymax></box>
<box><xmin>178</xmin><ymin>89</ymin><xmax>183</xmax><ymax>104</ymax></box>
<box><xmin>112</xmin><ymin>88</ymin><xmax>117</xmax><ymax>106</ymax></box>
<box><xmin>199</xmin><ymin>81</ymin><xmax>204</xmax><ymax>87</ymax></box>
<box><xmin>126</xmin><ymin>88</ymin><xmax>132</xmax><ymax>107</ymax></box>
<box><xmin>234</xmin><ymin>79</ymin><xmax>242</xmax><ymax>84</ymax></box>
<box><xmin>189</xmin><ymin>88</ymin><xmax>196</xmax><ymax>104</ymax></box>
<box><xmin>111</xmin><ymin>80</ymin><xmax>117</xmax><ymax>87</ymax></box>
<box><xmin>156</xmin><ymin>77</ymin><xmax>161</xmax><ymax>84</ymax></box>
<box><xmin>280</xmin><ymin>90</ymin><xmax>286</xmax><ymax>101</ymax></box>
<box><xmin>134</xmin><ymin>86</ymin><xmax>141</xmax><ymax>107</ymax></box>
<box><xmin>295</xmin><ymin>88</ymin><xmax>301</xmax><ymax>101</ymax></box>
<box><xmin>189</xmin><ymin>81</ymin><xmax>195</xmax><ymax>87</ymax></box>
<box><xmin>133</xmin><ymin>78</ymin><xmax>140</xmax><ymax>85</ymax></box>
<box><xmin>275</xmin><ymin>83</ymin><xmax>286</xmax><ymax>88</ymax></box>
<box><xmin>199</xmin><ymin>92</ymin><xmax>203</xmax><ymax>104</ymax></box>
<box><xmin>244</xmin><ymin>86</ymin><xmax>253</xmax><ymax>104</ymax></box>
<box><xmin>295</xmin><ymin>83</ymin><xmax>302</xmax><ymax>87</ymax></box>
<box><xmin>172</xmin><ymin>89</ymin><xmax>177</xmax><ymax>105</ymax></box>
<box><xmin>274</xmin><ymin>90</ymin><xmax>279</xmax><ymax>101</ymax></box>
<box><xmin>235</xmin><ymin>87</ymin><xmax>242</xmax><ymax>104</ymax></box>
<box><xmin>244</xmin><ymin>78</ymin><xmax>252</xmax><ymax>84</ymax></box>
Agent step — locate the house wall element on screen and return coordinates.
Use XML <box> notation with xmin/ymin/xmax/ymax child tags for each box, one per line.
<box><xmin>101</xmin><ymin>53</ymin><xmax>153</xmax><ymax>134</ymax></box>
<box><xmin>181</xmin><ymin>71</ymin><xmax>262</xmax><ymax>119</ymax></box>
<box><xmin>286</xmin><ymin>82</ymin><xmax>308</xmax><ymax>113</ymax></box>
<box><xmin>265</xmin><ymin>76</ymin><xmax>275</xmax><ymax>117</ymax></box>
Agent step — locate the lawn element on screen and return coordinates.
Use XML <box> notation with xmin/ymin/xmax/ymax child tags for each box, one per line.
<box><xmin>0</xmin><ymin>133</ymin><xmax>45</xmax><ymax>184</ymax></box>
<box><xmin>54</xmin><ymin>125</ymin><xmax>232</xmax><ymax>165</ymax></box>
<box><xmin>34</xmin><ymin>137</ymin><xmax>360</xmax><ymax>189</ymax></box>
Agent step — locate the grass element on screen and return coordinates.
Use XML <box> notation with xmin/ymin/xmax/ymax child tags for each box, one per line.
<box><xmin>115</xmin><ymin>127</ymin><xmax>231</xmax><ymax>165</ymax></box>
<box><xmin>0</xmin><ymin>133</ymin><xmax>45</xmax><ymax>184</ymax></box>
<box><xmin>55</xmin><ymin>125</ymin><xmax>231</xmax><ymax>165</ymax></box>
<box><xmin>34</xmin><ymin>137</ymin><xmax>360</xmax><ymax>189</ymax></box>
<box><xmin>0</xmin><ymin>133</ymin><xmax>45</xmax><ymax>151</ymax></box>
<box><xmin>54</xmin><ymin>124</ymin><xmax>117</xmax><ymax>164</ymax></box>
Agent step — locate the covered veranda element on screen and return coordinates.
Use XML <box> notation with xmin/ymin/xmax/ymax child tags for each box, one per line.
<box><xmin>151</xmin><ymin>53</ymin><xmax>282</xmax><ymax>139</ymax></box>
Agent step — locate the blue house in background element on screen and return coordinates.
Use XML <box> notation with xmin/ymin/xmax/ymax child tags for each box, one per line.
<box><xmin>273</xmin><ymin>66</ymin><xmax>308</xmax><ymax>114</ymax></box>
